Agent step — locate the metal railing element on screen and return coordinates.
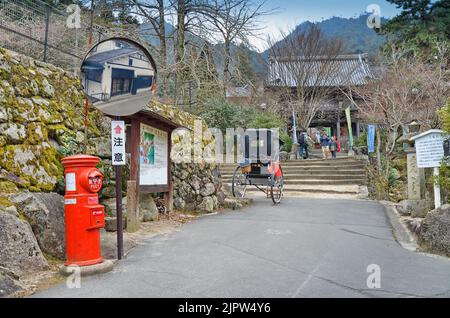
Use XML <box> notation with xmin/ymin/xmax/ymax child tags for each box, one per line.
<box><xmin>0</xmin><ymin>0</ymin><xmax>111</xmax><ymax>71</ymax></box>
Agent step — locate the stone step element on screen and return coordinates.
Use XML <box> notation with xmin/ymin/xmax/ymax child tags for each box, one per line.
<box><xmin>220</xmin><ymin>161</ymin><xmax>365</xmax><ymax>169</ymax></box>
<box><xmin>247</xmin><ymin>191</ymin><xmax>359</xmax><ymax>200</ymax></box>
<box><xmin>226</xmin><ymin>184</ymin><xmax>360</xmax><ymax>195</ymax></box>
<box><xmin>220</xmin><ymin>167</ymin><xmax>366</xmax><ymax>173</ymax></box>
<box><xmin>222</xmin><ymin>175</ymin><xmax>366</xmax><ymax>182</ymax></box>
<box><xmin>224</xmin><ymin>179</ymin><xmax>365</xmax><ymax>186</ymax></box>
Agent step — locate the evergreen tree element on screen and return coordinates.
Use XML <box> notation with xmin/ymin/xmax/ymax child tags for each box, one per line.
<box><xmin>382</xmin><ymin>0</ymin><xmax>450</xmax><ymax>56</ymax></box>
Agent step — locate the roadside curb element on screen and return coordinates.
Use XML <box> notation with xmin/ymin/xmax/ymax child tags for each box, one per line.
<box><xmin>381</xmin><ymin>201</ymin><xmax>419</xmax><ymax>251</ymax></box>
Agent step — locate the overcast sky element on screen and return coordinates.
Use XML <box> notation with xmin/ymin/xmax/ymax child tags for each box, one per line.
<box><xmin>250</xmin><ymin>0</ymin><xmax>401</xmax><ymax>51</ymax></box>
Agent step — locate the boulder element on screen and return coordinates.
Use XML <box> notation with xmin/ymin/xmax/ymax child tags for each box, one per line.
<box><xmin>102</xmin><ymin>197</ymin><xmax>127</xmax><ymax>217</ymax></box>
<box><xmin>104</xmin><ymin>216</ymin><xmax>126</xmax><ymax>232</ymax></box>
<box><xmin>198</xmin><ymin>196</ymin><xmax>215</xmax><ymax>213</ymax></box>
<box><xmin>0</xmin><ymin>267</ymin><xmax>25</xmax><ymax>298</ymax></box>
<box><xmin>397</xmin><ymin>199</ymin><xmax>431</xmax><ymax>218</ymax></box>
<box><xmin>140</xmin><ymin>194</ymin><xmax>159</xmax><ymax>222</ymax></box>
<box><xmin>9</xmin><ymin>192</ymin><xmax>66</xmax><ymax>259</ymax></box>
<box><xmin>174</xmin><ymin>197</ymin><xmax>186</xmax><ymax>210</ymax></box>
<box><xmin>2</xmin><ymin>205</ymin><xmax>19</xmax><ymax>218</ymax></box>
<box><xmin>0</xmin><ymin>123</ymin><xmax>26</xmax><ymax>144</ymax></box>
<box><xmin>189</xmin><ymin>175</ymin><xmax>202</xmax><ymax>192</ymax></box>
<box><xmin>222</xmin><ymin>197</ymin><xmax>243</xmax><ymax>210</ymax></box>
<box><xmin>41</xmin><ymin>79</ymin><xmax>55</xmax><ymax>97</ymax></box>
<box><xmin>0</xmin><ymin>107</ymin><xmax>10</xmax><ymax>123</ymax></box>
<box><xmin>87</xmin><ymin>136</ymin><xmax>111</xmax><ymax>158</ymax></box>
<box><xmin>216</xmin><ymin>189</ymin><xmax>226</xmax><ymax>204</ymax></box>
<box><xmin>0</xmin><ymin>211</ymin><xmax>48</xmax><ymax>275</ymax></box>
<box><xmin>418</xmin><ymin>204</ymin><xmax>450</xmax><ymax>256</ymax></box>
<box><xmin>279</xmin><ymin>151</ymin><xmax>288</xmax><ymax>162</ymax></box>
<box><xmin>200</xmin><ymin>182</ymin><xmax>216</xmax><ymax>197</ymax></box>
<box><xmin>0</xmin><ymin>144</ymin><xmax>61</xmax><ymax>191</ymax></box>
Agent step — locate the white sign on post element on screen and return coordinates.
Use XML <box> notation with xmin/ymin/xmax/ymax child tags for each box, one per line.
<box><xmin>412</xmin><ymin>130</ymin><xmax>445</xmax><ymax>169</ymax></box>
<box><xmin>410</xmin><ymin>129</ymin><xmax>446</xmax><ymax>209</ymax></box>
<box><xmin>111</xmin><ymin>121</ymin><xmax>126</xmax><ymax>166</ymax></box>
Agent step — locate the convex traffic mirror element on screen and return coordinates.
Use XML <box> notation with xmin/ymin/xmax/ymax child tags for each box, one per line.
<box><xmin>81</xmin><ymin>38</ymin><xmax>157</xmax><ymax>116</ymax></box>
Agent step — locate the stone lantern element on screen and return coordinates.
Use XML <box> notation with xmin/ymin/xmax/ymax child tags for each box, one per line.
<box><xmin>397</xmin><ymin>121</ymin><xmax>429</xmax><ymax>216</ymax></box>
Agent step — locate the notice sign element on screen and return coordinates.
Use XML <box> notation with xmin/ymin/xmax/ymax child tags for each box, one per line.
<box><xmin>412</xmin><ymin>130</ymin><xmax>445</xmax><ymax>168</ymax></box>
<box><xmin>111</xmin><ymin>120</ymin><xmax>126</xmax><ymax>166</ymax></box>
<box><xmin>139</xmin><ymin>123</ymin><xmax>168</xmax><ymax>185</ymax></box>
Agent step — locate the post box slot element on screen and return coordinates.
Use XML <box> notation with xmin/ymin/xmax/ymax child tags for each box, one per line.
<box><xmin>88</xmin><ymin>205</ymin><xmax>105</xmax><ymax>229</ymax></box>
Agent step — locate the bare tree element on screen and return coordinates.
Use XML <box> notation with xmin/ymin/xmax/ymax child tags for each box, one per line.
<box><xmin>131</xmin><ymin>0</ymin><xmax>170</xmax><ymax>96</ymax></box>
<box><xmin>341</xmin><ymin>46</ymin><xmax>449</xmax><ymax>174</ymax></box>
<box><xmin>267</xmin><ymin>26</ymin><xmax>346</xmax><ymax>130</ymax></box>
<box><xmin>202</xmin><ymin>0</ymin><xmax>272</xmax><ymax>94</ymax></box>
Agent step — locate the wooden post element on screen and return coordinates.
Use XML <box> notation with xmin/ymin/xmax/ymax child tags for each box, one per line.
<box><xmin>115</xmin><ymin>165</ymin><xmax>123</xmax><ymax>259</ymax></box>
<box><xmin>126</xmin><ymin>180</ymin><xmax>140</xmax><ymax>232</ymax></box>
<box><xmin>336</xmin><ymin>120</ymin><xmax>341</xmax><ymax>141</ymax></box>
<box><xmin>164</xmin><ymin>131</ymin><xmax>173</xmax><ymax>212</ymax></box>
<box><xmin>128</xmin><ymin>119</ymin><xmax>141</xmax><ymax>232</ymax></box>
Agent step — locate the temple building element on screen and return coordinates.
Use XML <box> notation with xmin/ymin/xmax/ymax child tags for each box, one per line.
<box><xmin>265</xmin><ymin>54</ymin><xmax>373</xmax><ymax>151</ymax></box>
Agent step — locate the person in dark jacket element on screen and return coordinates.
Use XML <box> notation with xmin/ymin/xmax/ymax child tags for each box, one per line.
<box><xmin>329</xmin><ymin>136</ymin><xmax>338</xmax><ymax>159</ymax></box>
<box><xmin>320</xmin><ymin>132</ymin><xmax>330</xmax><ymax>159</ymax></box>
<box><xmin>298</xmin><ymin>130</ymin><xmax>309</xmax><ymax>159</ymax></box>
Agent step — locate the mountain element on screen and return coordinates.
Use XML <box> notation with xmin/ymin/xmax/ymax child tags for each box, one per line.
<box><xmin>263</xmin><ymin>14</ymin><xmax>388</xmax><ymax>59</ymax></box>
<box><xmin>138</xmin><ymin>14</ymin><xmax>388</xmax><ymax>83</ymax></box>
<box><xmin>139</xmin><ymin>22</ymin><xmax>267</xmax><ymax>78</ymax></box>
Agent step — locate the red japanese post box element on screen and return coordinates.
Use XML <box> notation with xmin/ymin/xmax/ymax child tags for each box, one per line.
<box><xmin>61</xmin><ymin>155</ymin><xmax>105</xmax><ymax>266</ymax></box>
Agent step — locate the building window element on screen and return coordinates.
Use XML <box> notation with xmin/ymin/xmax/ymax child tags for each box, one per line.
<box><xmin>129</xmin><ymin>58</ymin><xmax>133</xmax><ymax>66</ymax></box>
<box><xmin>111</xmin><ymin>78</ymin><xmax>132</xmax><ymax>96</ymax></box>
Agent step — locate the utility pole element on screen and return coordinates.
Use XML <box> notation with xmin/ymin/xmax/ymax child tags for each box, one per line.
<box><xmin>84</xmin><ymin>0</ymin><xmax>95</xmax><ymax>152</ymax></box>
<box><xmin>88</xmin><ymin>0</ymin><xmax>95</xmax><ymax>48</ymax></box>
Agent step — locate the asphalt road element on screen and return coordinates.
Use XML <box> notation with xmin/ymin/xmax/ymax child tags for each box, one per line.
<box><xmin>34</xmin><ymin>197</ymin><xmax>450</xmax><ymax>298</ymax></box>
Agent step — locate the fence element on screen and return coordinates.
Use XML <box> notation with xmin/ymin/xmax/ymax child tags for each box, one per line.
<box><xmin>0</xmin><ymin>0</ymin><xmax>111</xmax><ymax>71</ymax></box>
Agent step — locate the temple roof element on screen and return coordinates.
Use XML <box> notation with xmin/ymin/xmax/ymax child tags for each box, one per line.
<box><xmin>267</xmin><ymin>54</ymin><xmax>373</xmax><ymax>88</ymax></box>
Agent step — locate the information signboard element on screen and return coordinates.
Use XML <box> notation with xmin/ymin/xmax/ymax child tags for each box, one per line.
<box><xmin>411</xmin><ymin>130</ymin><xmax>445</xmax><ymax>168</ymax></box>
<box><xmin>139</xmin><ymin>123</ymin><xmax>168</xmax><ymax>185</ymax></box>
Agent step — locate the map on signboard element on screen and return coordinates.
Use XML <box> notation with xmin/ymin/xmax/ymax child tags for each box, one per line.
<box><xmin>411</xmin><ymin>130</ymin><xmax>445</xmax><ymax>168</ymax></box>
<box><xmin>139</xmin><ymin>123</ymin><xmax>168</xmax><ymax>185</ymax></box>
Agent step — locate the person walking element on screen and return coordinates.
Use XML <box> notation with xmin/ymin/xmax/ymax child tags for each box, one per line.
<box><xmin>320</xmin><ymin>131</ymin><xmax>330</xmax><ymax>159</ymax></box>
<box><xmin>329</xmin><ymin>136</ymin><xmax>338</xmax><ymax>159</ymax></box>
<box><xmin>298</xmin><ymin>130</ymin><xmax>309</xmax><ymax>159</ymax></box>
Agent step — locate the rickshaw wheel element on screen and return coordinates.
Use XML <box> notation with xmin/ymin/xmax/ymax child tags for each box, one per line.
<box><xmin>270</xmin><ymin>170</ymin><xmax>284</xmax><ymax>204</ymax></box>
<box><xmin>232</xmin><ymin>166</ymin><xmax>247</xmax><ymax>198</ymax></box>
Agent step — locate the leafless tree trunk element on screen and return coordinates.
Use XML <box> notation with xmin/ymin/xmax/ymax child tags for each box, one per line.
<box><xmin>201</xmin><ymin>0</ymin><xmax>273</xmax><ymax>95</ymax></box>
<box><xmin>341</xmin><ymin>45</ymin><xmax>449</xmax><ymax>176</ymax></box>
<box><xmin>131</xmin><ymin>0</ymin><xmax>169</xmax><ymax>97</ymax></box>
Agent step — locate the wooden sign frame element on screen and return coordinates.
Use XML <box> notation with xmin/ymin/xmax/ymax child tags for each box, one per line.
<box><xmin>125</xmin><ymin>111</ymin><xmax>183</xmax><ymax>211</ymax></box>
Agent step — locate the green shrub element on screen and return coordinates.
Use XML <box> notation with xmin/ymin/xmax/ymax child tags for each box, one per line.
<box><xmin>199</xmin><ymin>98</ymin><xmax>284</xmax><ymax>132</ymax></box>
<box><xmin>354</xmin><ymin>131</ymin><xmax>368</xmax><ymax>147</ymax></box>
<box><xmin>280</xmin><ymin>132</ymin><xmax>293</xmax><ymax>152</ymax></box>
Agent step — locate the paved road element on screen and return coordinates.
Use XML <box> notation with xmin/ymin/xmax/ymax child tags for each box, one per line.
<box><xmin>35</xmin><ymin>198</ymin><xmax>450</xmax><ymax>298</ymax></box>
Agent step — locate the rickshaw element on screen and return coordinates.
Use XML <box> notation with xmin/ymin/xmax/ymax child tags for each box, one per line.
<box><xmin>231</xmin><ymin>129</ymin><xmax>284</xmax><ymax>204</ymax></box>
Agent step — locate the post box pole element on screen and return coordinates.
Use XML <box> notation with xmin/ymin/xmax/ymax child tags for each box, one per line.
<box><xmin>115</xmin><ymin>165</ymin><xmax>123</xmax><ymax>259</ymax></box>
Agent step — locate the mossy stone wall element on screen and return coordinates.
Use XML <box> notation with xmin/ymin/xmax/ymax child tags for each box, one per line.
<box><xmin>0</xmin><ymin>48</ymin><xmax>105</xmax><ymax>193</ymax></box>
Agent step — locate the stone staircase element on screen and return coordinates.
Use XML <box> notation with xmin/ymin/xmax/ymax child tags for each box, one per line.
<box><xmin>219</xmin><ymin>157</ymin><xmax>368</xmax><ymax>199</ymax></box>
